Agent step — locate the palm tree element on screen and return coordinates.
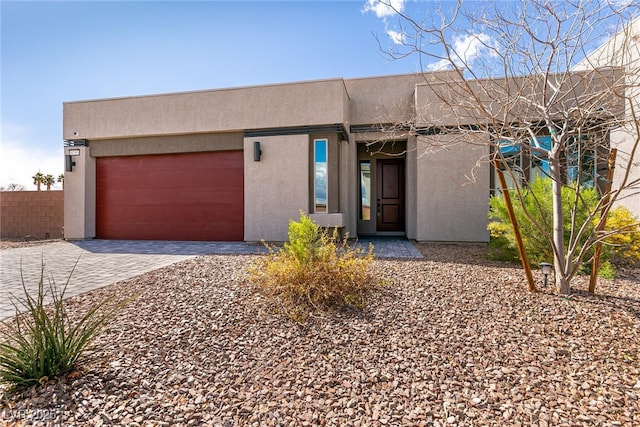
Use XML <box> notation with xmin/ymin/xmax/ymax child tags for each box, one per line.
<box><xmin>32</xmin><ymin>171</ymin><xmax>44</xmax><ymax>191</ymax></box>
<box><xmin>43</xmin><ymin>174</ymin><xmax>55</xmax><ymax>191</ymax></box>
<box><xmin>57</xmin><ymin>174</ymin><xmax>64</xmax><ymax>190</ymax></box>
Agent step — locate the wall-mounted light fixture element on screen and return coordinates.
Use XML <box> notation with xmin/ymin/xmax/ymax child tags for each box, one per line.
<box><xmin>65</xmin><ymin>148</ymin><xmax>80</xmax><ymax>172</ymax></box>
<box><xmin>254</xmin><ymin>141</ymin><xmax>262</xmax><ymax>161</ymax></box>
<box><xmin>65</xmin><ymin>155</ymin><xmax>76</xmax><ymax>172</ymax></box>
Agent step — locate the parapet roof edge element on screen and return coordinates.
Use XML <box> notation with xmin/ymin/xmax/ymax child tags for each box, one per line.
<box><xmin>413</xmin><ymin>66</ymin><xmax>623</xmax><ymax>88</ymax></box>
<box><xmin>63</xmin><ymin>72</ymin><xmax>447</xmax><ymax>105</ymax></box>
<box><xmin>63</xmin><ymin>77</ymin><xmax>346</xmax><ymax>105</ymax></box>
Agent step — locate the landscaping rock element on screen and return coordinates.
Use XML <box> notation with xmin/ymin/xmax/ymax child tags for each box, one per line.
<box><xmin>1</xmin><ymin>245</ymin><xmax>639</xmax><ymax>425</ymax></box>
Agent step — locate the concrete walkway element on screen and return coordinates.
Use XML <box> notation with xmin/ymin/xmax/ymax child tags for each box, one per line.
<box><xmin>1</xmin><ymin>238</ymin><xmax>421</xmax><ymax>320</ymax></box>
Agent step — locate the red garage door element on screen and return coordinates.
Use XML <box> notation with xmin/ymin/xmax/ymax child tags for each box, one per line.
<box><xmin>96</xmin><ymin>151</ymin><xmax>244</xmax><ymax>241</ymax></box>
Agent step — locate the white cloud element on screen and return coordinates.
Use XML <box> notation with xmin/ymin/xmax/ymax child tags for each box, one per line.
<box><xmin>386</xmin><ymin>29</ymin><xmax>405</xmax><ymax>45</ymax></box>
<box><xmin>609</xmin><ymin>0</ymin><xmax>634</xmax><ymax>8</ymax></box>
<box><xmin>363</xmin><ymin>0</ymin><xmax>405</xmax><ymax>19</ymax></box>
<box><xmin>0</xmin><ymin>124</ymin><xmax>64</xmax><ymax>190</ymax></box>
<box><xmin>426</xmin><ymin>32</ymin><xmax>497</xmax><ymax>71</ymax></box>
<box><xmin>454</xmin><ymin>33</ymin><xmax>495</xmax><ymax>63</ymax></box>
<box><xmin>363</xmin><ymin>1</ymin><xmax>407</xmax><ymax>46</ymax></box>
<box><xmin>426</xmin><ymin>59</ymin><xmax>452</xmax><ymax>72</ymax></box>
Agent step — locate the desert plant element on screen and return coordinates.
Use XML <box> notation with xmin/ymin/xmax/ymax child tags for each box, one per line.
<box><xmin>598</xmin><ymin>260</ymin><xmax>616</xmax><ymax>280</ymax></box>
<box><xmin>0</xmin><ymin>261</ymin><xmax>134</xmax><ymax>389</ymax></box>
<box><xmin>604</xmin><ymin>206</ymin><xmax>640</xmax><ymax>266</ymax></box>
<box><xmin>489</xmin><ymin>178</ymin><xmax>640</xmax><ymax>275</ymax></box>
<box><xmin>247</xmin><ymin>212</ymin><xmax>381</xmax><ymax>321</ymax></box>
<box><xmin>488</xmin><ymin>176</ymin><xmax>600</xmax><ymax>266</ymax></box>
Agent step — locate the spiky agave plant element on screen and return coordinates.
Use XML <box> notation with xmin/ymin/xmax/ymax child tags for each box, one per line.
<box><xmin>0</xmin><ymin>259</ymin><xmax>135</xmax><ymax>389</ymax></box>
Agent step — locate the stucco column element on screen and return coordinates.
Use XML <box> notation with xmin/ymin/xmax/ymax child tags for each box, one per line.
<box><xmin>243</xmin><ymin>135</ymin><xmax>309</xmax><ymax>242</ymax></box>
<box><xmin>405</xmin><ymin>135</ymin><xmax>418</xmax><ymax>240</ymax></box>
<box><xmin>63</xmin><ymin>146</ymin><xmax>96</xmax><ymax>239</ymax></box>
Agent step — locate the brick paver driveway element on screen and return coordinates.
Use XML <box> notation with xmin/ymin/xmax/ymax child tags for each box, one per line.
<box><xmin>0</xmin><ymin>238</ymin><xmax>421</xmax><ymax>320</ymax></box>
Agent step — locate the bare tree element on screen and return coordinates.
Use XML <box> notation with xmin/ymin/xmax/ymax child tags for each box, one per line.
<box><xmin>373</xmin><ymin>0</ymin><xmax>639</xmax><ymax>294</ymax></box>
<box><xmin>0</xmin><ymin>183</ymin><xmax>26</xmax><ymax>191</ymax></box>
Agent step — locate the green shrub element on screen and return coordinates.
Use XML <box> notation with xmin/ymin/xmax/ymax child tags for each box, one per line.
<box><xmin>604</xmin><ymin>206</ymin><xmax>640</xmax><ymax>266</ymax></box>
<box><xmin>487</xmin><ymin>234</ymin><xmax>520</xmax><ymax>262</ymax></box>
<box><xmin>247</xmin><ymin>212</ymin><xmax>380</xmax><ymax>321</ymax></box>
<box><xmin>488</xmin><ymin>177</ymin><xmax>640</xmax><ymax>273</ymax></box>
<box><xmin>0</xmin><ymin>261</ymin><xmax>134</xmax><ymax>389</ymax></box>
<box><xmin>598</xmin><ymin>260</ymin><xmax>616</xmax><ymax>280</ymax></box>
<box><xmin>488</xmin><ymin>176</ymin><xmax>599</xmax><ymax>265</ymax></box>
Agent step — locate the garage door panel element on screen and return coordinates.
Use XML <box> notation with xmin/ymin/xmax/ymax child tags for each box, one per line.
<box><xmin>96</xmin><ymin>151</ymin><xmax>244</xmax><ymax>241</ymax></box>
<box><xmin>100</xmin><ymin>168</ymin><xmax>242</xmax><ymax>189</ymax></box>
<box><xmin>98</xmin><ymin>222</ymin><xmax>241</xmax><ymax>242</ymax></box>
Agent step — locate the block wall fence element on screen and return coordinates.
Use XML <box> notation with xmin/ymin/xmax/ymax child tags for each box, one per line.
<box><xmin>0</xmin><ymin>191</ymin><xmax>64</xmax><ymax>240</ymax></box>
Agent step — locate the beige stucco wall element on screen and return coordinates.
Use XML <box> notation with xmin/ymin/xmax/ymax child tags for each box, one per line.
<box><xmin>89</xmin><ymin>132</ymin><xmax>243</xmax><ymax>157</ymax></box>
<box><xmin>610</xmin><ymin>128</ymin><xmax>640</xmax><ymax>216</ymax></box>
<box><xmin>63</xmin><ymin>146</ymin><xmax>96</xmax><ymax>240</ymax></box>
<box><xmin>64</xmin><ymin>79</ymin><xmax>349</xmax><ymax>140</ymax></box>
<box><xmin>343</xmin><ymin>72</ymin><xmax>452</xmax><ymax>127</ymax></box>
<box><xmin>414</xmin><ymin>69</ymin><xmax>624</xmax><ymax>128</ymax></box>
<box><xmin>244</xmin><ymin>134</ymin><xmax>310</xmax><ymax>242</ymax></box>
<box><xmin>342</xmin><ymin>136</ymin><xmax>358</xmax><ymax>238</ymax></box>
<box><xmin>415</xmin><ymin>134</ymin><xmax>490</xmax><ymax>242</ymax></box>
<box><xmin>405</xmin><ymin>136</ymin><xmax>418</xmax><ymax>240</ymax></box>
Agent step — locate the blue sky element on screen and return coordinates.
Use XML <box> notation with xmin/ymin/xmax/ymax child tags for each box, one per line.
<box><xmin>1</xmin><ymin>0</ymin><xmax>418</xmax><ymax>189</ymax></box>
<box><xmin>1</xmin><ymin>1</ymin><xmax>633</xmax><ymax>190</ymax></box>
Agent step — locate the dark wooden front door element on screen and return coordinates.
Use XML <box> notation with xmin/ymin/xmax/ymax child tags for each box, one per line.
<box><xmin>376</xmin><ymin>159</ymin><xmax>405</xmax><ymax>232</ymax></box>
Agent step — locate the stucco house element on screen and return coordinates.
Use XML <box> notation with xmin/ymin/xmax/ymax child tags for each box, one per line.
<box><xmin>62</xmin><ymin>65</ymin><xmax>628</xmax><ymax>243</ymax></box>
<box><xmin>63</xmin><ymin>72</ymin><xmax>492</xmax><ymax>242</ymax></box>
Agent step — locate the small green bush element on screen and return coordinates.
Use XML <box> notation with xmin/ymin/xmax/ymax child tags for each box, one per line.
<box><xmin>488</xmin><ymin>176</ymin><xmax>600</xmax><ymax>266</ymax></box>
<box><xmin>0</xmin><ymin>261</ymin><xmax>133</xmax><ymax>389</ymax></box>
<box><xmin>598</xmin><ymin>260</ymin><xmax>616</xmax><ymax>280</ymax></box>
<box><xmin>488</xmin><ymin>177</ymin><xmax>640</xmax><ymax>275</ymax></box>
<box><xmin>247</xmin><ymin>212</ymin><xmax>381</xmax><ymax>321</ymax></box>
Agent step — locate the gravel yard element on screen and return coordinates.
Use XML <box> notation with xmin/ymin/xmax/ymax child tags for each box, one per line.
<box><xmin>0</xmin><ymin>239</ymin><xmax>60</xmax><ymax>251</ymax></box>
<box><xmin>1</xmin><ymin>244</ymin><xmax>639</xmax><ymax>426</ymax></box>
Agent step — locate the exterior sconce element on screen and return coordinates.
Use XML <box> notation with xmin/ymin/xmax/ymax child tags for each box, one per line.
<box><xmin>65</xmin><ymin>155</ymin><xmax>75</xmax><ymax>172</ymax></box>
<box><xmin>254</xmin><ymin>141</ymin><xmax>261</xmax><ymax>161</ymax></box>
<box><xmin>540</xmin><ymin>262</ymin><xmax>553</xmax><ymax>286</ymax></box>
<box><xmin>65</xmin><ymin>148</ymin><xmax>80</xmax><ymax>172</ymax></box>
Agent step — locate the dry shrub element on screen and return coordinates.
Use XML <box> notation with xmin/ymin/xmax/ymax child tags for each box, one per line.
<box><xmin>247</xmin><ymin>212</ymin><xmax>381</xmax><ymax>321</ymax></box>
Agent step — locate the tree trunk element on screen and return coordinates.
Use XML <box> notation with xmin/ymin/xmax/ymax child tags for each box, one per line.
<box><xmin>549</xmin><ymin>153</ymin><xmax>570</xmax><ymax>295</ymax></box>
